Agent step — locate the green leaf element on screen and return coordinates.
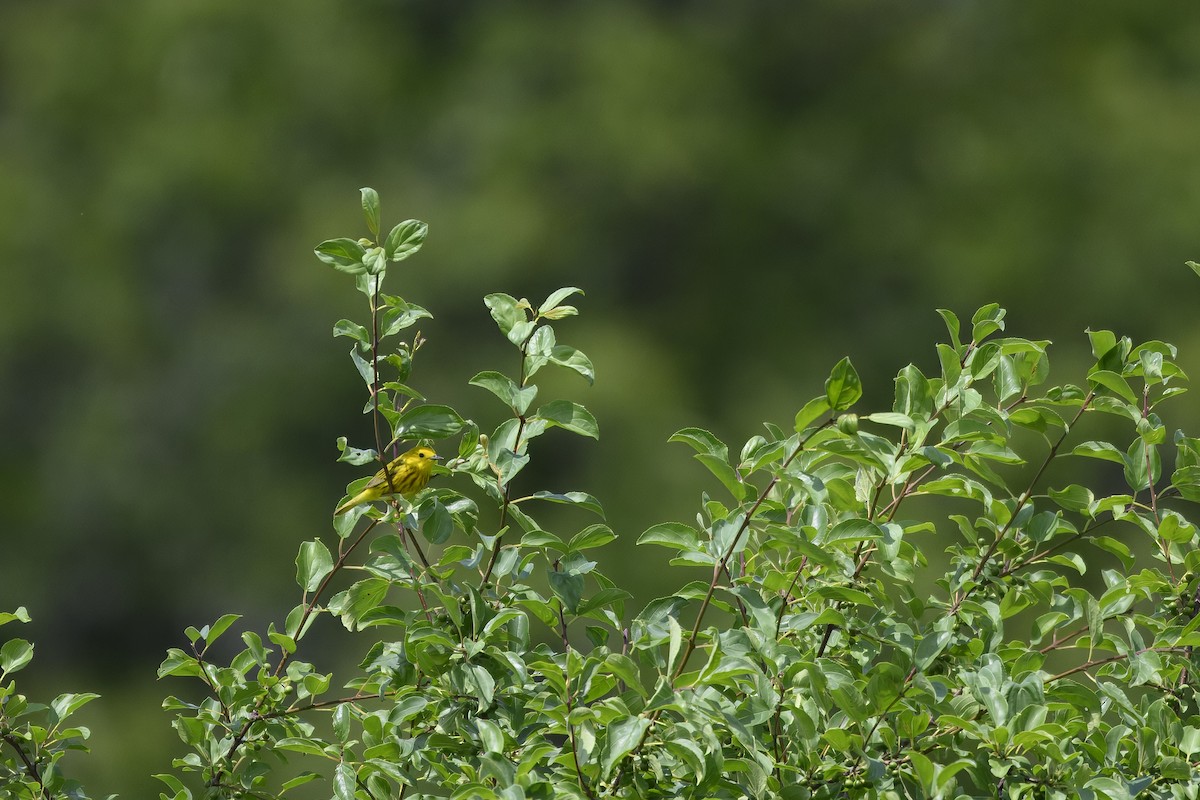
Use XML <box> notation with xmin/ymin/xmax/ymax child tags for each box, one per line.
<box><xmin>360</xmin><ymin>187</ymin><xmax>381</xmax><ymax>237</ymax></box>
<box><xmin>328</xmin><ymin>578</ymin><xmax>390</xmax><ymax>631</ymax></box>
<box><xmin>694</xmin><ymin>453</ymin><xmax>749</xmax><ymax>500</ymax></box>
<box><xmin>484</xmin><ymin>293</ymin><xmax>535</xmax><ymax>345</ymax></box>
<box><xmin>601</xmin><ymin>715</ymin><xmax>651</xmax><ymax>779</ymax></box>
<box><xmin>379</xmin><ymin>296</ymin><xmax>432</xmax><ymax>335</ymax></box>
<box><xmin>914</xmin><ymin>631</ymin><xmax>951</xmax><ymax>671</ymax></box>
<box><xmin>1070</xmin><ymin>441</ymin><xmax>1128</xmax><ymax>465</ymax></box>
<box><xmin>525</xmin><ymin>490</ymin><xmax>605</xmax><ymax>517</ymax></box>
<box><xmin>315</xmin><ymin>238</ymin><xmax>367</xmax><ymax>274</ymax></box>
<box><xmin>1087</xmin><ymin>328</ymin><xmax>1117</xmax><ymax>361</ymax></box>
<box><xmin>819</xmin><ymin>518</ymin><xmax>883</xmax><ymax>546</ymax></box>
<box><xmin>536</xmin><ymin>400</ymin><xmax>599</xmax><ymax>439</ymax></box>
<box><xmin>538</xmin><ymin>286</ymin><xmax>584</xmax><ymax>315</ymax></box>
<box><xmin>384</xmin><ymin>219</ymin><xmax>428</xmax><ymax>262</ymax></box>
<box><xmin>794</xmin><ymin>395</ymin><xmax>832</xmax><ymax>433</ymax></box>
<box><xmin>937</xmin><ymin>343</ymin><xmax>962</xmax><ymax>386</ymax></box>
<box><xmin>333</xmin><ymin>319</ymin><xmax>370</xmax><ymax>347</ymax></box>
<box><xmin>0</xmin><ymin>607</ymin><xmax>31</xmax><ymax>627</ymax></box>
<box><xmin>569</xmin><ymin>524</ymin><xmax>617</xmax><ymax>551</ymax></box>
<box><xmin>470</xmin><ymin>371</ymin><xmax>536</xmax><ymax>414</ymax></box>
<box><xmin>669</xmin><ymin>427</ymin><xmax>728</xmax><ymax>459</ymax></box>
<box><xmin>363</xmin><ymin>245</ymin><xmax>387</xmax><ymax>275</ymax></box>
<box><xmin>825</xmin><ymin>357</ymin><xmax>862</xmax><ymax>411</ymax></box>
<box><xmin>280</xmin><ymin>773</ymin><xmax>323</xmax><ymax>792</ymax></box>
<box><xmin>578</xmin><ymin>587</ymin><xmax>633</xmax><ymax>615</ymax></box>
<box><xmin>296</xmin><ymin>539</ymin><xmax>334</xmax><ymax>592</ymax></box>
<box><xmin>1188</xmin><ymin>260</ymin><xmax>1200</xmax><ymax>278</ymax></box>
<box><xmin>477</xmin><ymin>718</ymin><xmax>505</xmax><ymax>754</ymax></box>
<box><xmin>394</xmin><ymin>404</ymin><xmax>465</xmax><ymax>439</ymax></box>
<box><xmin>864</xmin><ymin>412</ymin><xmax>914</xmax><ymax>431</ymax></box>
<box><xmin>334</xmin><ymin>761</ymin><xmax>356</xmax><ymax>800</ymax></box>
<box><xmin>0</xmin><ymin>638</ymin><xmax>34</xmax><ymax>674</ymax></box>
<box><xmin>203</xmin><ymin>614</ymin><xmax>241</xmax><ymax>646</ymax></box>
<box><xmin>1123</xmin><ymin>439</ymin><xmax>1160</xmax><ymax>492</ymax></box>
<box><xmin>267</xmin><ymin>629</ymin><xmax>296</xmax><ymax>654</ymax></box>
<box><xmin>336</xmin><ymin>437</ymin><xmax>376</xmax><ymax>466</ymax></box>
<box><xmin>419</xmin><ymin>499</ymin><xmax>454</xmax><ymax>544</ymax></box>
<box><xmin>158</xmin><ymin>648</ymin><xmax>203</xmax><ymax>678</ymax></box>
<box><xmin>1049</xmin><ymin>484</ymin><xmax>1095</xmax><ymax>513</ymax></box>
<box><xmin>521</xmin><ymin>530</ymin><xmax>566</xmax><ymax>550</ymax></box>
<box><xmin>1173</xmin><ymin>465</ymin><xmax>1200</xmax><ymax>502</ymax></box>
<box><xmin>894</xmin><ymin>364</ymin><xmax>935</xmax><ymax>420</ymax></box>
<box><xmin>937</xmin><ymin>307</ymin><xmax>962</xmax><ymax>349</ymax></box>
<box><xmin>1159</xmin><ymin>512</ymin><xmax>1195</xmax><ymax>544</ymax></box>
<box><xmin>637</xmin><ymin>522</ymin><xmax>700</xmax><ymax>550</ymax></box>
<box><xmin>51</xmin><ymin>692</ymin><xmax>100</xmax><ymax>719</ymax></box>
<box><xmin>549</xmin><ymin>344</ymin><xmax>595</xmax><ymax>384</ymax></box>
<box><xmin>970</xmin><ymin>302</ymin><xmax>1006</xmax><ymax>342</ymax></box>
<box><xmin>1088</xmin><ymin>369</ymin><xmax>1138</xmax><ymax>403</ymax></box>
<box><xmin>548</xmin><ymin>570</ymin><xmax>584</xmax><ymax>613</ymax></box>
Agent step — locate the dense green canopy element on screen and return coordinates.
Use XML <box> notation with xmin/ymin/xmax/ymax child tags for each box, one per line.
<box><xmin>2</xmin><ymin>2</ymin><xmax>1199</xmax><ymax>793</ymax></box>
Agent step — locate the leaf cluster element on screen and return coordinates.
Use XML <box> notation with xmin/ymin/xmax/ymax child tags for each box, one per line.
<box><xmin>10</xmin><ymin>193</ymin><xmax>1200</xmax><ymax>799</ymax></box>
<box><xmin>151</xmin><ymin>201</ymin><xmax>1200</xmax><ymax>798</ymax></box>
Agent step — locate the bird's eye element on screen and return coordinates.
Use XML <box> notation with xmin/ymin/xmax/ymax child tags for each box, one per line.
<box><xmin>419</xmin><ymin>452</ymin><xmax>426</xmax><ymax>458</ymax></box>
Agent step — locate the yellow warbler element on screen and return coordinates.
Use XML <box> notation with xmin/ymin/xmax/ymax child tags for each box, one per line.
<box><xmin>334</xmin><ymin>446</ymin><xmax>441</xmax><ymax>514</ymax></box>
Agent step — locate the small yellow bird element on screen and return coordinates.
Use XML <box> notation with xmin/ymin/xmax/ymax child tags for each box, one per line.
<box><xmin>334</xmin><ymin>445</ymin><xmax>441</xmax><ymax>514</ymax></box>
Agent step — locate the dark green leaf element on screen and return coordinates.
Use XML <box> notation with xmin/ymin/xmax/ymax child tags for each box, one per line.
<box><xmin>826</xmin><ymin>357</ymin><xmax>862</xmax><ymax>411</ymax></box>
<box><xmin>203</xmin><ymin>614</ymin><xmax>241</xmax><ymax>646</ymax></box>
<box><xmin>937</xmin><ymin>308</ymin><xmax>961</xmax><ymax>349</ymax></box>
<box><xmin>315</xmin><ymin>238</ymin><xmax>367</xmax><ymax>274</ymax></box>
<box><xmin>525</xmin><ymin>490</ymin><xmax>605</xmax><ymax>517</ymax></box>
<box><xmin>384</xmin><ymin>219</ymin><xmax>428</xmax><ymax>262</ymax></box>
<box><xmin>1087</xmin><ymin>328</ymin><xmax>1117</xmax><ymax>361</ymax></box>
<box><xmin>536</xmin><ymin>400</ymin><xmax>599</xmax><ymax>439</ymax></box>
<box><xmin>864</xmin><ymin>412</ymin><xmax>914</xmax><ymax>431</ymax></box>
<box><xmin>794</xmin><ymin>395</ymin><xmax>832</xmax><ymax>433</ymax></box>
<box><xmin>1</xmin><ymin>638</ymin><xmax>33</xmax><ymax>674</ymax></box>
<box><xmin>333</xmin><ymin>319</ymin><xmax>369</xmax><ymax>346</ymax></box>
<box><xmin>637</xmin><ymin>522</ymin><xmax>700</xmax><ymax>550</ymax></box>
<box><xmin>819</xmin><ymin>518</ymin><xmax>883</xmax><ymax>546</ymax></box>
<box><xmin>296</xmin><ymin>539</ymin><xmax>334</xmax><ymax>592</ymax></box>
<box><xmin>334</xmin><ymin>762</ymin><xmax>356</xmax><ymax>800</ymax></box>
<box><xmin>568</xmin><ymin>524</ymin><xmax>617</xmax><ymax>551</ymax></box>
<box><xmin>1049</xmin><ymin>484</ymin><xmax>1095</xmax><ymax>513</ymax></box>
<box><xmin>970</xmin><ymin>303</ymin><xmax>1005</xmax><ymax>342</ymax></box>
<box><xmin>360</xmin><ymin>187</ymin><xmax>381</xmax><ymax>237</ymax></box>
<box><xmin>669</xmin><ymin>427</ymin><xmax>728</xmax><ymax>459</ymax></box>
<box><xmin>601</xmin><ymin>715</ymin><xmax>651</xmax><ymax>779</ymax></box>
<box><xmin>549</xmin><ymin>344</ymin><xmax>595</xmax><ymax>384</ymax></box>
<box><xmin>1070</xmin><ymin>441</ymin><xmax>1128</xmax><ymax>465</ymax></box>
<box><xmin>548</xmin><ymin>570</ymin><xmax>583</xmax><ymax>613</ymax></box>
<box><xmin>394</xmin><ymin>404</ymin><xmax>465</xmax><ymax>439</ymax></box>
<box><xmin>419</xmin><ymin>499</ymin><xmax>454</xmax><ymax>544</ymax></box>
<box><xmin>1088</xmin><ymin>369</ymin><xmax>1137</xmax><ymax>403</ymax></box>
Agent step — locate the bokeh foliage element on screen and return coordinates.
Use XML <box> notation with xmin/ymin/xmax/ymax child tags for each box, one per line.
<box><xmin>3</xmin><ymin>2</ymin><xmax>1200</xmax><ymax>794</ymax></box>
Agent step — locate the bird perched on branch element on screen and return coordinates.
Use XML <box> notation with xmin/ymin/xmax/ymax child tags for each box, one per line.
<box><xmin>335</xmin><ymin>445</ymin><xmax>440</xmax><ymax>514</ymax></box>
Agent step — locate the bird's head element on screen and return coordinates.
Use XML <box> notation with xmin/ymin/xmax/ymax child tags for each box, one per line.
<box><xmin>405</xmin><ymin>446</ymin><xmax>441</xmax><ymax>471</ymax></box>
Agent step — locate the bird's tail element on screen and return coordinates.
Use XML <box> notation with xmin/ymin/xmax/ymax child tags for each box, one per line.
<box><xmin>334</xmin><ymin>490</ymin><xmax>371</xmax><ymax>516</ymax></box>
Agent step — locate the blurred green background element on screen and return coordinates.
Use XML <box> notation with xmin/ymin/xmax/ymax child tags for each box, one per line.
<box><xmin>4</xmin><ymin>1</ymin><xmax>1200</xmax><ymax>794</ymax></box>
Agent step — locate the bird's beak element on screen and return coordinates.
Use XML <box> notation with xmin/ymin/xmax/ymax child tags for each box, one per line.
<box><xmin>433</xmin><ymin>454</ymin><xmax>444</xmax><ymax>461</ymax></box>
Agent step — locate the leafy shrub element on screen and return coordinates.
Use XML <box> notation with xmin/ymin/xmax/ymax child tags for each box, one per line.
<box><xmin>0</xmin><ymin>608</ymin><xmax>102</xmax><ymax>800</ymax></box>
<box><xmin>7</xmin><ymin>191</ymin><xmax>1200</xmax><ymax>799</ymax></box>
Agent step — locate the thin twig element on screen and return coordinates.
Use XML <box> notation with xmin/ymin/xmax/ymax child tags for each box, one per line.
<box><xmin>1</xmin><ymin>732</ymin><xmax>48</xmax><ymax>799</ymax></box>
